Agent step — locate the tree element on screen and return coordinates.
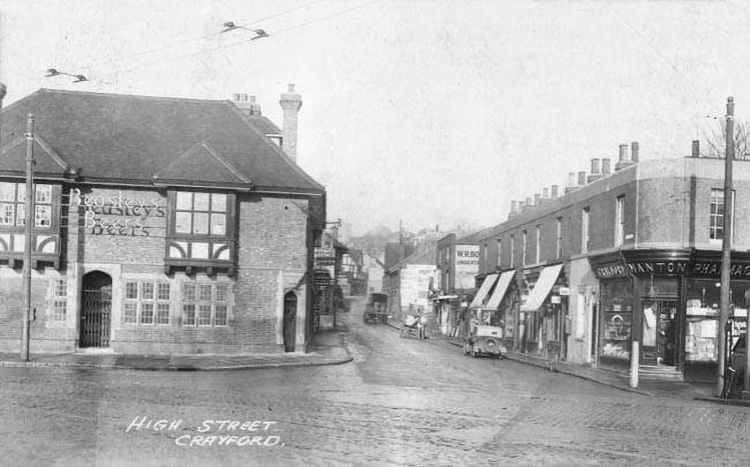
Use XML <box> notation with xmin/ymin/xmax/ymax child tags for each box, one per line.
<box><xmin>704</xmin><ymin>118</ymin><xmax>750</xmax><ymax>160</ymax></box>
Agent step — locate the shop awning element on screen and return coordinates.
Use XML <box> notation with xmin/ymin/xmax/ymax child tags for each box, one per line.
<box><xmin>435</xmin><ymin>295</ymin><xmax>459</xmax><ymax>300</ymax></box>
<box><xmin>485</xmin><ymin>270</ymin><xmax>515</xmax><ymax>310</ymax></box>
<box><xmin>469</xmin><ymin>273</ymin><xmax>499</xmax><ymax>308</ymax></box>
<box><xmin>520</xmin><ymin>264</ymin><xmax>563</xmax><ymax>312</ymax></box>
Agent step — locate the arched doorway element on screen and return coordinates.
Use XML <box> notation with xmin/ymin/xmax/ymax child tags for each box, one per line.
<box><xmin>283</xmin><ymin>292</ymin><xmax>297</xmax><ymax>352</ymax></box>
<box><xmin>80</xmin><ymin>271</ymin><xmax>112</xmax><ymax>348</ymax></box>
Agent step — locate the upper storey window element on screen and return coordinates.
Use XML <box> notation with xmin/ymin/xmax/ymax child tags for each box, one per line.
<box><xmin>0</xmin><ymin>183</ymin><xmax>53</xmax><ymax>228</ymax></box>
<box><xmin>0</xmin><ymin>182</ymin><xmax>62</xmax><ymax>268</ymax></box>
<box><xmin>166</xmin><ymin>191</ymin><xmax>236</xmax><ymax>275</ymax></box>
<box><xmin>175</xmin><ymin>192</ymin><xmax>227</xmax><ymax>236</ymax></box>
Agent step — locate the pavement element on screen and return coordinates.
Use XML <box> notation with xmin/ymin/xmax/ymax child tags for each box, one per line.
<box><xmin>0</xmin><ymin>327</ymin><xmax>352</xmax><ymax>371</ymax></box>
<box><xmin>385</xmin><ymin>319</ymin><xmax>750</xmax><ymax>406</ymax></box>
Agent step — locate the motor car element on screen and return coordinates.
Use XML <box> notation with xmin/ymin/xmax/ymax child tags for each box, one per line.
<box><xmin>464</xmin><ymin>325</ymin><xmax>507</xmax><ymax>358</ymax></box>
<box><xmin>363</xmin><ymin>293</ymin><xmax>389</xmax><ymax>324</ymax></box>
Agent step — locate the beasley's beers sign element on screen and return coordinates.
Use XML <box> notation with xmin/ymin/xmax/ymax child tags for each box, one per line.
<box><xmin>70</xmin><ymin>188</ymin><xmax>166</xmax><ymax>237</ymax></box>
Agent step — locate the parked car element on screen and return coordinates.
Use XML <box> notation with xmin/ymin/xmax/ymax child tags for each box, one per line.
<box><xmin>363</xmin><ymin>293</ymin><xmax>389</xmax><ymax>324</ymax></box>
<box><xmin>464</xmin><ymin>325</ymin><xmax>506</xmax><ymax>358</ymax></box>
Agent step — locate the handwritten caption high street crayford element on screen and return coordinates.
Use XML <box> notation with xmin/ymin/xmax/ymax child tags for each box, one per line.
<box><xmin>126</xmin><ymin>416</ymin><xmax>284</xmax><ymax>447</ymax></box>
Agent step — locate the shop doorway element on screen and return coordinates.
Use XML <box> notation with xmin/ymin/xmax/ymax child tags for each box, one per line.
<box><xmin>283</xmin><ymin>292</ymin><xmax>297</xmax><ymax>352</ymax></box>
<box><xmin>641</xmin><ymin>298</ymin><xmax>679</xmax><ymax>365</ymax></box>
<box><xmin>79</xmin><ymin>271</ymin><xmax>112</xmax><ymax>348</ymax></box>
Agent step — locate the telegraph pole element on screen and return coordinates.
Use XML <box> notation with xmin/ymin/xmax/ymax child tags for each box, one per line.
<box><xmin>21</xmin><ymin>114</ymin><xmax>35</xmax><ymax>362</ymax></box>
<box><xmin>718</xmin><ymin>97</ymin><xmax>734</xmax><ymax>396</ymax></box>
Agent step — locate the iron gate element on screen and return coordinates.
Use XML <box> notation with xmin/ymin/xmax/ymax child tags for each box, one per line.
<box><xmin>80</xmin><ymin>288</ymin><xmax>111</xmax><ymax>348</ymax></box>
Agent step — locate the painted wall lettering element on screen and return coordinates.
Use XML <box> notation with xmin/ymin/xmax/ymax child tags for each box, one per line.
<box><xmin>70</xmin><ymin>188</ymin><xmax>166</xmax><ymax>236</ymax></box>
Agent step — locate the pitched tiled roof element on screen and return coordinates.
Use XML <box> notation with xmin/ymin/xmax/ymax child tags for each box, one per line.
<box><xmin>0</xmin><ymin>89</ymin><xmax>323</xmax><ymax>194</ymax></box>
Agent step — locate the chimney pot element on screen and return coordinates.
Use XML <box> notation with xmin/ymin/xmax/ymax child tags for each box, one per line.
<box><xmin>591</xmin><ymin>158</ymin><xmax>600</xmax><ymax>174</ymax></box>
<box><xmin>601</xmin><ymin>158</ymin><xmax>611</xmax><ymax>174</ymax></box>
<box><xmin>551</xmin><ymin>185</ymin><xmax>559</xmax><ymax>199</ymax></box>
<box><xmin>631</xmin><ymin>141</ymin><xmax>639</xmax><ymax>163</ymax></box>
<box><xmin>619</xmin><ymin>144</ymin><xmax>629</xmax><ymax>162</ymax></box>
<box><xmin>578</xmin><ymin>171</ymin><xmax>587</xmax><ymax>186</ymax></box>
<box><xmin>692</xmin><ymin>140</ymin><xmax>700</xmax><ymax>158</ymax></box>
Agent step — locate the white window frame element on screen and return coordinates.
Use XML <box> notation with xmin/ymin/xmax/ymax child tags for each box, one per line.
<box><xmin>123</xmin><ymin>281</ymin><xmax>171</xmax><ymax>325</ymax></box>
<box><xmin>49</xmin><ymin>278</ymin><xmax>67</xmax><ymax>323</ymax></box>
<box><xmin>582</xmin><ymin>207</ymin><xmax>590</xmax><ymax>253</ymax></box>
<box><xmin>556</xmin><ymin>217</ymin><xmax>563</xmax><ymax>259</ymax></box>
<box><xmin>496</xmin><ymin>238</ymin><xmax>502</xmax><ymax>269</ymax></box>
<box><xmin>510</xmin><ymin>235</ymin><xmax>515</xmax><ymax>269</ymax></box>
<box><xmin>615</xmin><ymin>195</ymin><xmax>625</xmax><ymax>247</ymax></box>
<box><xmin>535</xmin><ymin>225</ymin><xmax>541</xmax><ymax>264</ymax></box>
<box><xmin>522</xmin><ymin>230</ymin><xmax>527</xmax><ymax>266</ymax></box>
<box><xmin>710</xmin><ymin>189</ymin><xmax>736</xmax><ymax>244</ymax></box>
<box><xmin>181</xmin><ymin>282</ymin><xmax>230</xmax><ymax>327</ymax></box>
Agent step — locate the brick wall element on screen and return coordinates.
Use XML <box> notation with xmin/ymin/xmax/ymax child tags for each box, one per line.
<box><xmin>0</xmin><ymin>185</ymin><xmax>314</xmax><ymax>355</ymax></box>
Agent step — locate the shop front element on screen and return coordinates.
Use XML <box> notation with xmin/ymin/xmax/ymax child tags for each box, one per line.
<box><xmin>519</xmin><ymin>263</ymin><xmax>568</xmax><ymax>360</ymax></box>
<box><xmin>590</xmin><ymin>249</ymin><xmax>750</xmax><ymax>380</ymax></box>
<box><xmin>482</xmin><ymin>270</ymin><xmax>517</xmax><ymax>349</ymax></box>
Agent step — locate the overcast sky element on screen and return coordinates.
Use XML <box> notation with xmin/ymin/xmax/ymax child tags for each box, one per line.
<box><xmin>1</xmin><ymin>0</ymin><xmax>749</xmax><ymax>235</ymax></box>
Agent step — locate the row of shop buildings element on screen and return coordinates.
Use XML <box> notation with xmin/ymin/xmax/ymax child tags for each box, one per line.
<box><xmin>436</xmin><ymin>142</ymin><xmax>750</xmax><ymax>382</ymax></box>
<box><xmin>0</xmin><ymin>86</ymin><xmax>329</xmax><ymax>355</ymax></box>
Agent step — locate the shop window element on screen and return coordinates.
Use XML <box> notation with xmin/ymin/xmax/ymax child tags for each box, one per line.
<box><xmin>180</xmin><ymin>282</ymin><xmax>231</xmax><ymax>327</ymax></box>
<box><xmin>600</xmin><ymin>280</ymin><xmax>633</xmax><ymax>360</ymax></box>
<box><xmin>123</xmin><ymin>281</ymin><xmax>170</xmax><ymax>325</ymax></box>
<box><xmin>49</xmin><ymin>278</ymin><xmax>67</xmax><ymax>322</ymax></box>
<box><xmin>685</xmin><ymin>279</ymin><xmax>749</xmax><ymax>362</ymax></box>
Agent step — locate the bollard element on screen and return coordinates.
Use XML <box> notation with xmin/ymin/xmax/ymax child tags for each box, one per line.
<box><xmin>630</xmin><ymin>341</ymin><xmax>640</xmax><ymax>388</ymax></box>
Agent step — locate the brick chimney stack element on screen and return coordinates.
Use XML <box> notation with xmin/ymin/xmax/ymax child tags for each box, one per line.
<box><xmin>587</xmin><ymin>158</ymin><xmax>602</xmax><ymax>183</ymax></box>
<box><xmin>615</xmin><ymin>144</ymin><xmax>632</xmax><ymax>171</ymax></box>
<box><xmin>232</xmin><ymin>93</ymin><xmax>262</xmax><ymax>116</ymax></box>
<box><xmin>692</xmin><ymin>140</ymin><xmax>700</xmax><ymax>158</ymax></box>
<box><xmin>577</xmin><ymin>171</ymin><xmax>587</xmax><ymax>186</ymax></box>
<box><xmin>551</xmin><ymin>185</ymin><xmax>559</xmax><ymax>199</ymax></box>
<box><xmin>631</xmin><ymin>141</ymin><xmax>639</xmax><ymax>163</ymax></box>
<box><xmin>565</xmin><ymin>172</ymin><xmax>577</xmax><ymax>193</ymax></box>
<box><xmin>601</xmin><ymin>158</ymin><xmax>611</xmax><ymax>175</ymax></box>
<box><xmin>279</xmin><ymin>84</ymin><xmax>302</xmax><ymax>163</ymax></box>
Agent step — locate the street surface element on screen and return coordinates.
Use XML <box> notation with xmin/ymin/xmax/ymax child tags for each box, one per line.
<box><xmin>2</xmin><ymin>297</ymin><xmax>750</xmax><ymax>466</ymax></box>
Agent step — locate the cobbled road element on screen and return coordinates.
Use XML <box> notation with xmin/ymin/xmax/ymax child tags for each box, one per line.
<box><xmin>2</xmin><ymin>298</ymin><xmax>750</xmax><ymax>466</ymax></box>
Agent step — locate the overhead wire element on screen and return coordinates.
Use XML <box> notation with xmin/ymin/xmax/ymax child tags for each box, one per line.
<box><xmin>95</xmin><ymin>0</ymin><xmax>378</xmax><ymax>81</ymax></box>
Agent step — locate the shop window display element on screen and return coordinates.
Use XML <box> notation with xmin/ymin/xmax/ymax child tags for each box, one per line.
<box><xmin>685</xmin><ymin>280</ymin><xmax>750</xmax><ymax>362</ymax></box>
<box><xmin>600</xmin><ymin>280</ymin><xmax>633</xmax><ymax>360</ymax></box>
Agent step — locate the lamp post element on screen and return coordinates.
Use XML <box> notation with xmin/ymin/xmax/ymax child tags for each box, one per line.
<box><xmin>717</xmin><ymin>97</ymin><xmax>734</xmax><ymax>396</ymax></box>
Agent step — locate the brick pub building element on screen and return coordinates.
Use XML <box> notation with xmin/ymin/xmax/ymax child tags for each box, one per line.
<box><xmin>0</xmin><ymin>87</ymin><xmax>326</xmax><ymax>355</ymax></box>
<box><xmin>472</xmin><ymin>143</ymin><xmax>750</xmax><ymax>382</ymax></box>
